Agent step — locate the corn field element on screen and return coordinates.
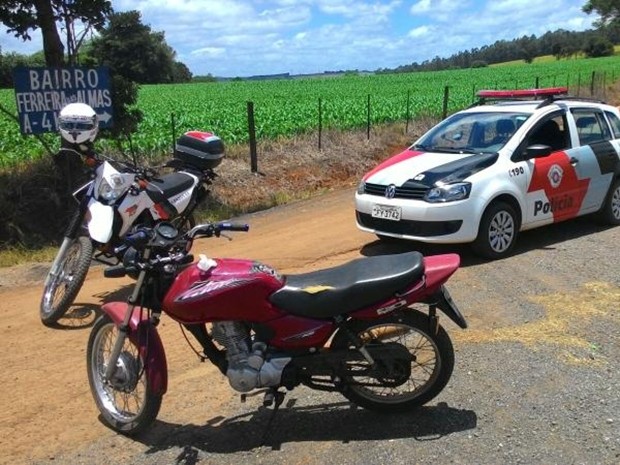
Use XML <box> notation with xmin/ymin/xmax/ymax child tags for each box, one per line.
<box><xmin>0</xmin><ymin>54</ymin><xmax>619</xmax><ymax>167</ymax></box>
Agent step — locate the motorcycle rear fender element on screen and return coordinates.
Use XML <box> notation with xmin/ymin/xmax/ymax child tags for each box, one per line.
<box><xmin>422</xmin><ymin>254</ymin><xmax>467</xmax><ymax>329</ymax></box>
<box><xmin>101</xmin><ymin>302</ymin><xmax>168</xmax><ymax>395</ymax></box>
<box><xmin>87</xmin><ymin>199</ymin><xmax>114</xmax><ymax>243</ymax></box>
<box><xmin>422</xmin><ymin>254</ymin><xmax>460</xmax><ymax>291</ymax></box>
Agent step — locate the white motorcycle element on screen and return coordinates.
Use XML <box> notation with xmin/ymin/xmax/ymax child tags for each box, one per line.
<box><xmin>40</xmin><ymin>130</ymin><xmax>223</xmax><ymax>326</ymax></box>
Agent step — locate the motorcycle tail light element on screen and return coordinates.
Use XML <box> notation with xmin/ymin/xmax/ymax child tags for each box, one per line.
<box><xmin>85</xmin><ymin>157</ymin><xmax>97</xmax><ymax>167</ymax></box>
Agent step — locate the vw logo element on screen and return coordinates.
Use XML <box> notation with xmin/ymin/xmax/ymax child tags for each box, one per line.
<box><xmin>385</xmin><ymin>184</ymin><xmax>396</xmax><ymax>199</ymax></box>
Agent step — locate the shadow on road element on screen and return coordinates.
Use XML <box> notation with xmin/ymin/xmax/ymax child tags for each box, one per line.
<box><xmin>50</xmin><ymin>283</ymin><xmax>134</xmax><ymax>330</ymax></box>
<box><xmin>132</xmin><ymin>400</ymin><xmax>476</xmax><ymax>457</ymax></box>
<box><xmin>359</xmin><ymin>216</ymin><xmax>614</xmax><ymax>267</ymax></box>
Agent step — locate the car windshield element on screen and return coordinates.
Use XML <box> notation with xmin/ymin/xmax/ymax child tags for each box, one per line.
<box><xmin>413</xmin><ymin>111</ymin><xmax>531</xmax><ymax>154</ymax></box>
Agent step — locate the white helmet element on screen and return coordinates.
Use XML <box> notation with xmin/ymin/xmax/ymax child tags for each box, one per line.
<box><xmin>58</xmin><ymin>103</ymin><xmax>99</xmax><ymax>144</ymax></box>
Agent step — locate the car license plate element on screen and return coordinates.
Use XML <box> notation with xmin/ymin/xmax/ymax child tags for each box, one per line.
<box><xmin>371</xmin><ymin>204</ymin><xmax>402</xmax><ymax>221</ymax></box>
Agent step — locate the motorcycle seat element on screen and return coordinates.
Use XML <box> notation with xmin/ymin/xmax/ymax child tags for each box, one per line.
<box><xmin>269</xmin><ymin>251</ymin><xmax>425</xmax><ymax>319</ymax></box>
<box><xmin>147</xmin><ymin>172</ymin><xmax>195</xmax><ymax>199</ymax></box>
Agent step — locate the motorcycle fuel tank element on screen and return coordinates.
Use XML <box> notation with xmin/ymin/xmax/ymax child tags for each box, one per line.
<box><xmin>163</xmin><ymin>258</ymin><xmax>286</xmax><ymax>324</ymax></box>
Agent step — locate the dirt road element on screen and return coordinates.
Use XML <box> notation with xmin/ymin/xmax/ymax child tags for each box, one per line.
<box><xmin>1</xmin><ymin>187</ymin><xmax>619</xmax><ymax>465</ymax></box>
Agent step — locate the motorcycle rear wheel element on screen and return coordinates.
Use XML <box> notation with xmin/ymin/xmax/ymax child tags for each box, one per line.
<box><xmin>40</xmin><ymin>236</ymin><xmax>93</xmax><ymax>326</ymax></box>
<box><xmin>332</xmin><ymin>310</ymin><xmax>455</xmax><ymax>412</ymax></box>
<box><xmin>87</xmin><ymin>314</ymin><xmax>162</xmax><ymax>436</ymax></box>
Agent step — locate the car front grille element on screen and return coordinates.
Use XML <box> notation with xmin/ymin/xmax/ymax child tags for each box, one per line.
<box><xmin>356</xmin><ymin>212</ymin><xmax>462</xmax><ymax>237</ymax></box>
<box><xmin>363</xmin><ymin>182</ymin><xmax>428</xmax><ymax>200</ymax></box>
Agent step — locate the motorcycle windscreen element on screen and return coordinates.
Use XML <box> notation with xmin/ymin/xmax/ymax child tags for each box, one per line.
<box><xmin>87</xmin><ymin>200</ymin><xmax>114</xmax><ymax>243</ymax></box>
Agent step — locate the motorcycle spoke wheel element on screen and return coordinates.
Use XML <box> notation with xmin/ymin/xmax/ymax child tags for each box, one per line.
<box><xmin>333</xmin><ymin>310</ymin><xmax>455</xmax><ymax>412</ymax></box>
<box><xmin>40</xmin><ymin>236</ymin><xmax>93</xmax><ymax>326</ymax></box>
<box><xmin>87</xmin><ymin>315</ymin><xmax>161</xmax><ymax>435</ymax></box>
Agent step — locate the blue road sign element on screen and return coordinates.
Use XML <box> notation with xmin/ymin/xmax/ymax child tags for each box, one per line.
<box><xmin>13</xmin><ymin>66</ymin><xmax>113</xmax><ymax>135</ymax></box>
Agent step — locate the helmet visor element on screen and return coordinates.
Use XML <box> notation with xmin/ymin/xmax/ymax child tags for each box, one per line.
<box><xmin>59</xmin><ymin>120</ymin><xmax>96</xmax><ymax>131</ymax></box>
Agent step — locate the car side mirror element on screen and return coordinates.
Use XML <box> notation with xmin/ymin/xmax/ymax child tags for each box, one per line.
<box><xmin>524</xmin><ymin>144</ymin><xmax>553</xmax><ymax>159</ymax></box>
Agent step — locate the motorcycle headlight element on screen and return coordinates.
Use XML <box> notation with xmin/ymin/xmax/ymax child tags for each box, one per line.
<box><xmin>424</xmin><ymin>182</ymin><xmax>471</xmax><ymax>203</ymax></box>
<box><xmin>98</xmin><ymin>174</ymin><xmax>126</xmax><ymax>202</ymax></box>
<box><xmin>356</xmin><ymin>180</ymin><xmax>366</xmax><ymax>195</ymax></box>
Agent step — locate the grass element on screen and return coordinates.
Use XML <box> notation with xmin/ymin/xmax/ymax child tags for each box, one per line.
<box><xmin>0</xmin><ymin>244</ymin><xmax>58</xmax><ymax>267</ymax></box>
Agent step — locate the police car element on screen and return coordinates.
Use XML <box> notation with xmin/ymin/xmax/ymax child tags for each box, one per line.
<box><xmin>355</xmin><ymin>87</ymin><xmax>620</xmax><ymax>259</ymax></box>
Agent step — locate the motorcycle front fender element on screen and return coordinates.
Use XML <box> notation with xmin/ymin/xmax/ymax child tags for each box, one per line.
<box><xmin>87</xmin><ymin>200</ymin><xmax>114</xmax><ymax>244</ymax></box>
<box><xmin>101</xmin><ymin>302</ymin><xmax>168</xmax><ymax>395</ymax></box>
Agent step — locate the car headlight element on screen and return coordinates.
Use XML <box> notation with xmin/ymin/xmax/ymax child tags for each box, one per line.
<box><xmin>98</xmin><ymin>174</ymin><xmax>126</xmax><ymax>202</ymax></box>
<box><xmin>356</xmin><ymin>180</ymin><xmax>366</xmax><ymax>195</ymax></box>
<box><xmin>424</xmin><ymin>182</ymin><xmax>471</xmax><ymax>203</ymax></box>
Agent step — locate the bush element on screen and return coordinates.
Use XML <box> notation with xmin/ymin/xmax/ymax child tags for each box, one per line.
<box><xmin>583</xmin><ymin>36</ymin><xmax>615</xmax><ymax>58</ymax></box>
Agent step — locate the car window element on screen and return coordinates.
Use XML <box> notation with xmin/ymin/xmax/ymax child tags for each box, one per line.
<box><xmin>604</xmin><ymin>111</ymin><xmax>620</xmax><ymax>139</ymax></box>
<box><xmin>415</xmin><ymin>111</ymin><xmax>530</xmax><ymax>154</ymax></box>
<box><xmin>572</xmin><ymin>109</ymin><xmax>611</xmax><ymax>145</ymax></box>
<box><xmin>525</xmin><ymin>113</ymin><xmax>569</xmax><ymax>151</ymax></box>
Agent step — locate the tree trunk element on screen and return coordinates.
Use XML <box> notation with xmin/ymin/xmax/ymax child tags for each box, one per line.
<box><xmin>33</xmin><ymin>0</ymin><xmax>64</xmax><ymax>67</ymax></box>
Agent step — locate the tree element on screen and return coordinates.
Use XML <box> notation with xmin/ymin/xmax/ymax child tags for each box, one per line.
<box><xmin>172</xmin><ymin>61</ymin><xmax>192</xmax><ymax>83</ymax></box>
<box><xmin>583</xmin><ymin>34</ymin><xmax>615</xmax><ymax>57</ymax></box>
<box><xmin>583</xmin><ymin>0</ymin><xmax>620</xmax><ymax>28</ymax></box>
<box><xmin>89</xmin><ymin>11</ymin><xmax>177</xmax><ymax>84</ymax></box>
<box><xmin>0</xmin><ymin>1</ymin><xmax>111</xmax><ymax>66</ymax></box>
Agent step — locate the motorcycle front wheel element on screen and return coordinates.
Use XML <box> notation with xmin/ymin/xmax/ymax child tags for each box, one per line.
<box><xmin>87</xmin><ymin>314</ymin><xmax>162</xmax><ymax>435</ymax></box>
<box><xmin>331</xmin><ymin>310</ymin><xmax>455</xmax><ymax>412</ymax></box>
<box><xmin>40</xmin><ymin>235</ymin><xmax>93</xmax><ymax>326</ymax></box>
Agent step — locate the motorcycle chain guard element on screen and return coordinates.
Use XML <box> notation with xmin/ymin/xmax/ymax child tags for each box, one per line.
<box><xmin>282</xmin><ymin>342</ymin><xmax>413</xmax><ymax>391</ymax></box>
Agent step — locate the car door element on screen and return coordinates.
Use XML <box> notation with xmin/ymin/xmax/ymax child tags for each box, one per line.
<box><xmin>568</xmin><ymin>108</ymin><xmax>618</xmax><ymax>212</ymax></box>
<box><xmin>517</xmin><ymin>111</ymin><xmax>588</xmax><ymax>226</ymax></box>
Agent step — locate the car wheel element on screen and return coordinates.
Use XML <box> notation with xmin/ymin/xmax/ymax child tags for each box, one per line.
<box><xmin>597</xmin><ymin>178</ymin><xmax>620</xmax><ymax>225</ymax></box>
<box><xmin>472</xmin><ymin>201</ymin><xmax>519</xmax><ymax>260</ymax></box>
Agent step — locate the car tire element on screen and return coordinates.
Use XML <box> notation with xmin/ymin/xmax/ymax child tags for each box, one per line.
<box><xmin>472</xmin><ymin>201</ymin><xmax>519</xmax><ymax>260</ymax></box>
<box><xmin>597</xmin><ymin>177</ymin><xmax>620</xmax><ymax>225</ymax></box>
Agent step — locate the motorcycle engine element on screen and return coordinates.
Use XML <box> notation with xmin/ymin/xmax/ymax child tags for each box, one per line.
<box><xmin>211</xmin><ymin>321</ymin><xmax>290</xmax><ymax>392</ymax></box>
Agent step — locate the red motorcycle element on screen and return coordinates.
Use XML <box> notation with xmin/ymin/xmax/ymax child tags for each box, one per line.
<box><xmin>86</xmin><ymin>221</ymin><xmax>467</xmax><ymax>435</ymax></box>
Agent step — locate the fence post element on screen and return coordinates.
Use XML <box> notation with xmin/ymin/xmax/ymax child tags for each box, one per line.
<box><xmin>247</xmin><ymin>101</ymin><xmax>258</xmax><ymax>173</ymax></box>
<box><xmin>367</xmin><ymin>94</ymin><xmax>371</xmax><ymax>140</ymax></box>
<box><xmin>590</xmin><ymin>71</ymin><xmax>595</xmax><ymax>96</ymax></box>
<box><xmin>405</xmin><ymin>90</ymin><xmax>410</xmax><ymax>134</ymax></box>
<box><xmin>171</xmin><ymin>112</ymin><xmax>176</xmax><ymax>154</ymax></box>
<box><xmin>442</xmin><ymin>86</ymin><xmax>449</xmax><ymax>119</ymax></box>
<box><xmin>535</xmin><ymin>77</ymin><xmax>539</xmax><ymax>89</ymax></box>
<box><xmin>318</xmin><ymin>97</ymin><xmax>322</xmax><ymax>151</ymax></box>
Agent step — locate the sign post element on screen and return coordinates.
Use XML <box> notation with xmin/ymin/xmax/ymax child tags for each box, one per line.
<box><xmin>13</xmin><ymin>66</ymin><xmax>113</xmax><ymax>135</ymax></box>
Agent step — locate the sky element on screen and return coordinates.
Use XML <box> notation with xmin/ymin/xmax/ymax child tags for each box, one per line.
<box><xmin>0</xmin><ymin>0</ymin><xmax>599</xmax><ymax>78</ymax></box>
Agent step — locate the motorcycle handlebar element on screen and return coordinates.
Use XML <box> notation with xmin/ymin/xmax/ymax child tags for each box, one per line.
<box><xmin>187</xmin><ymin>222</ymin><xmax>250</xmax><ymax>239</ymax></box>
<box><xmin>104</xmin><ymin>264</ymin><xmax>126</xmax><ymax>278</ymax></box>
<box><xmin>126</xmin><ymin>229</ymin><xmax>151</xmax><ymax>245</ymax></box>
<box><xmin>217</xmin><ymin>222</ymin><xmax>250</xmax><ymax>232</ymax></box>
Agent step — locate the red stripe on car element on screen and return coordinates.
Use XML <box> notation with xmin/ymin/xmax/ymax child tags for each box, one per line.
<box><xmin>363</xmin><ymin>150</ymin><xmax>423</xmax><ymax>181</ymax></box>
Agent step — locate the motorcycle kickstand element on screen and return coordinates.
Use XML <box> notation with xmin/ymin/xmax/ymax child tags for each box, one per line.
<box><xmin>259</xmin><ymin>388</ymin><xmax>286</xmax><ymax>446</ymax></box>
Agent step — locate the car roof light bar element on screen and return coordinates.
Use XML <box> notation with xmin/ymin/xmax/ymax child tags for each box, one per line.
<box><xmin>474</xmin><ymin>87</ymin><xmax>573</xmax><ymax>108</ymax></box>
<box><xmin>477</xmin><ymin>87</ymin><xmax>569</xmax><ymax>100</ymax></box>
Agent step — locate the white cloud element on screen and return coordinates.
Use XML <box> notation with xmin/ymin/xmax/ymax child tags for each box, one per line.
<box><xmin>408</xmin><ymin>25</ymin><xmax>432</xmax><ymax>38</ymax></box>
<box><xmin>410</xmin><ymin>0</ymin><xmax>432</xmax><ymax>14</ymax></box>
<box><xmin>0</xmin><ymin>1</ymin><xmax>599</xmax><ymax>77</ymax></box>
